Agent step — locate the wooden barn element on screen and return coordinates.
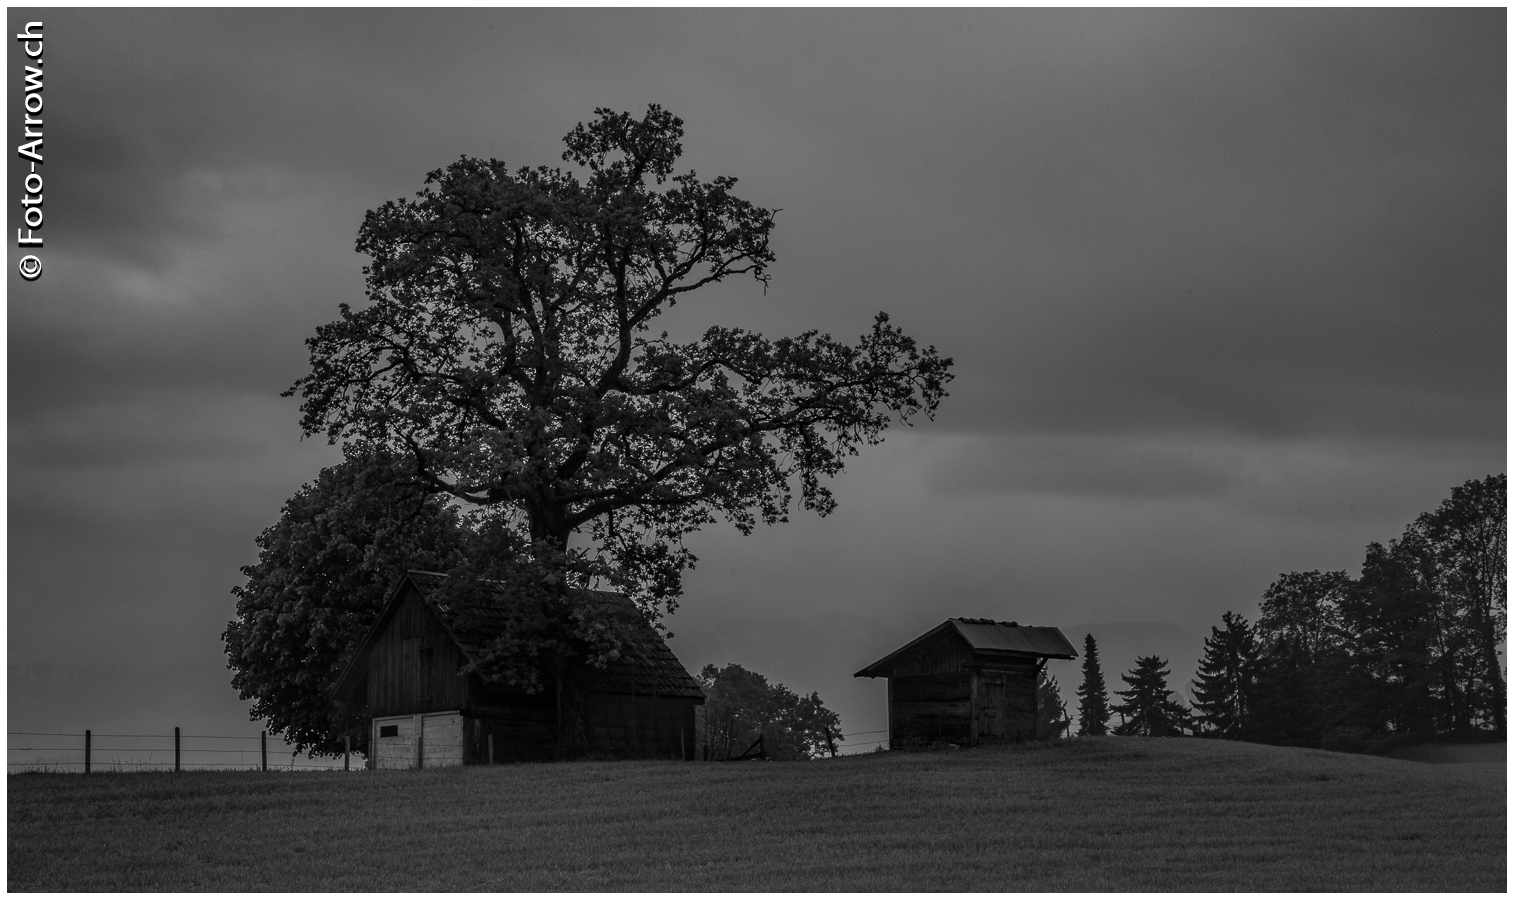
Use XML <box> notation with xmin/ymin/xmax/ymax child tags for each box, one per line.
<box><xmin>854</xmin><ymin>618</ymin><xmax>1078</xmax><ymax>748</ymax></box>
<box><xmin>330</xmin><ymin>571</ymin><xmax>704</xmax><ymax>768</ymax></box>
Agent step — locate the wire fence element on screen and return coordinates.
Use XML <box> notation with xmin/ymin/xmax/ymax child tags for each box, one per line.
<box><xmin>11</xmin><ymin>725</ymin><xmax>894</xmax><ymax>772</ymax></box>
<box><xmin>8</xmin><ymin>729</ymin><xmax>360</xmax><ymax>774</ymax></box>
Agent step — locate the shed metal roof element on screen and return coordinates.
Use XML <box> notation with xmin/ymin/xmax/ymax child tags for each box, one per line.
<box><xmin>854</xmin><ymin>617</ymin><xmax>1078</xmax><ymax>678</ymax></box>
<box><xmin>332</xmin><ymin>571</ymin><xmax>704</xmax><ymax>701</ymax></box>
<box><xmin>949</xmin><ymin>618</ymin><xmax>1080</xmax><ymax>658</ymax></box>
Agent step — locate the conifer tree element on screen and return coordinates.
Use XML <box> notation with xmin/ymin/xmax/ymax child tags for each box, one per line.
<box><xmin>1035</xmin><ymin>670</ymin><xmax>1071</xmax><ymax>740</ymax></box>
<box><xmin>1192</xmin><ymin>611</ymin><xmax>1258</xmax><ymax>739</ymax></box>
<box><xmin>1113</xmin><ymin>655</ymin><xmax>1191</xmax><ymax>737</ymax></box>
<box><xmin>1076</xmin><ymin>633</ymin><xmax>1111</xmax><ymax>736</ymax></box>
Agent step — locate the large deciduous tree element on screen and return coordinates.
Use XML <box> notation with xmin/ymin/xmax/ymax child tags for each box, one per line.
<box><xmin>288</xmin><ymin>105</ymin><xmax>952</xmax><ymax>622</ymax></box>
<box><xmin>223</xmin><ymin>449</ymin><xmax>471</xmax><ymax>754</ymax></box>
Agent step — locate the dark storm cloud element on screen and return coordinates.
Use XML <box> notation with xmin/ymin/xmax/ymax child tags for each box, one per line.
<box><xmin>7</xmin><ymin>10</ymin><xmax>1503</xmax><ymax>741</ymax></box>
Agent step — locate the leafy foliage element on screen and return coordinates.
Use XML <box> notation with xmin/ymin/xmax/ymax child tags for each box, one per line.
<box><xmin>1191</xmin><ymin>612</ymin><xmax>1257</xmax><ymax>740</ymax></box>
<box><xmin>288</xmin><ymin>105</ymin><xmax>953</xmax><ymax>624</ymax></box>
<box><xmin>1414</xmin><ymin>473</ymin><xmax>1506</xmax><ymax>732</ymax></box>
<box><xmin>695</xmin><ymin>663</ymin><xmax>841</xmax><ymax>761</ymax></box>
<box><xmin>1201</xmin><ymin>473</ymin><xmax>1506</xmax><ymax>751</ymax></box>
<box><xmin>222</xmin><ymin>449</ymin><xmax>470</xmax><ymax>755</ymax></box>
<box><xmin>1075</xmin><ymin>633</ymin><xmax>1111</xmax><ymax>736</ymax></box>
<box><xmin>1113</xmin><ymin>656</ymin><xmax>1191</xmax><ymax>737</ymax></box>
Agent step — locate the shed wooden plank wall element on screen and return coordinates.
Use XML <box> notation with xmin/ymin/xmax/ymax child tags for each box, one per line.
<box><xmin>891</xmin><ymin>672</ymin><xmax>972</xmax><ymax>746</ymax></box>
<box><xmin>977</xmin><ymin>665</ymin><xmax>1037</xmax><ymax>741</ymax></box>
<box><xmin>464</xmin><ymin>679</ymin><xmax>558</xmax><ymax>763</ymax></box>
<box><xmin>366</xmin><ymin>588</ymin><xmax>468</xmax><ymax>717</ymax></box>
<box><xmin>585</xmin><ymin>691</ymin><xmax>698</xmax><ymax>759</ymax></box>
<box><xmin>887</xmin><ymin>633</ymin><xmax>974</xmax><ymax>677</ymax></box>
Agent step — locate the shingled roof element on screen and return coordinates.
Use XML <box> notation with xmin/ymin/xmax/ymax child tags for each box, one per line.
<box><xmin>333</xmin><ymin>571</ymin><xmax>704</xmax><ymax>701</ymax></box>
<box><xmin>854</xmin><ymin>617</ymin><xmax>1078</xmax><ymax>678</ymax></box>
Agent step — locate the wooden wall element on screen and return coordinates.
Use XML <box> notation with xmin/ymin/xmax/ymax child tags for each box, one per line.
<box><xmin>365</xmin><ymin>587</ymin><xmax>469</xmax><ymax>718</ymax></box>
<box><xmin>888</xmin><ymin>659</ymin><xmax>1040</xmax><ymax>747</ymax></box>
<box><xmin>976</xmin><ymin>665</ymin><xmax>1037</xmax><ymax>742</ymax></box>
<box><xmin>891</xmin><ymin>672</ymin><xmax>972</xmax><ymax>746</ymax></box>
<box><xmin>584</xmin><ymin>691</ymin><xmax>698</xmax><ymax>760</ymax></box>
<box><xmin>887</xmin><ymin>632</ymin><xmax>974</xmax><ymax>677</ymax></box>
<box><xmin>464</xmin><ymin>678</ymin><xmax>558</xmax><ymax>763</ymax></box>
<box><xmin>460</xmin><ymin>683</ymin><xmax>699</xmax><ymax>762</ymax></box>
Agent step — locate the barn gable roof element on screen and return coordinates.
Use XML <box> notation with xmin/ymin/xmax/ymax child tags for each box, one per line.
<box><xmin>853</xmin><ymin>618</ymin><xmax>1078</xmax><ymax>678</ymax></box>
<box><xmin>331</xmin><ymin>571</ymin><xmax>704</xmax><ymax>702</ymax></box>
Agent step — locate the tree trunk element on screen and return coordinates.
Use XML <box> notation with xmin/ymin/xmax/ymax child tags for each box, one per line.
<box><xmin>554</xmin><ymin>655</ymin><xmax>566</xmax><ymax>760</ymax></box>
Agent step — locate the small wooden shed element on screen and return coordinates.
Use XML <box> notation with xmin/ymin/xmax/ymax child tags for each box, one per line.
<box><xmin>854</xmin><ymin>618</ymin><xmax>1077</xmax><ymax>747</ymax></box>
<box><xmin>331</xmin><ymin>571</ymin><xmax>705</xmax><ymax>768</ymax></box>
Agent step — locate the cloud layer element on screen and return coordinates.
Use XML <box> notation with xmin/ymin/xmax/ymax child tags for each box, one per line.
<box><xmin>8</xmin><ymin>9</ymin><xmax>1503</xmax><ymax>742</ymax></box>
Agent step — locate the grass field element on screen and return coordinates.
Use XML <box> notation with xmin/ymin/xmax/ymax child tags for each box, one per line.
<box><xmin>8</xmin><ymin>736</ymin><xmax>1505</xmax><ymax>891</ymax></box>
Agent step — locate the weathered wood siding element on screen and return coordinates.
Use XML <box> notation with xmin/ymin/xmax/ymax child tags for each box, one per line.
<box><xmin>974</xmin><ymin>665</ymin><xmax>1037</xmax><ymax>742</ymax></box>
<box><xmin>584</xmin><ymin>691</ymin><xmax>698</xmax><ymax>759</ymax></box>
<box><xmin>887</xmin><ymin>632</ymin><xmax>975</xmax><ymax>677</ymax></box>
<box><xmin>890</xmin><ymin>672</ymin><xmax>972</xmax><ymax>746</ymax></box>
<box><xmin>420</xmin><ymin>712</ymin><xmax>465</xmax><ymax>767</ymax></box>
<box><xmin>886</xmin><ymin>643</ymin><xmax>1040</xmax><ymax>747</ymax></box>
<box><xmin>463</xmin><ymin>678</ymin><xmax>558</xmax><ymax>763</ymax></box>
<box><xmin>366</xmin><ymin>587</ymin><xmax>468</xmax><ymax>717</ymax></box>
<box><xmin>369</xmin><ymin>711</ymin><xmax>466</xmax><ymax>768</ymax></box>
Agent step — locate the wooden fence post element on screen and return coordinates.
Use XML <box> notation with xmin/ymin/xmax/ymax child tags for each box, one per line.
<box><xmin>174</xmin><ymin>727</ymin><xmax>181</xmax><ymax>773</ymax></box>
<box><xmin>679</xmin><ymin>728</ymin><xmax>685</xmax><ymax>761</ymax></box>
<box><xmin>344</xmin><ymin>735</ymin><xmax>350</xmax><ymax>772</ymax></box>
<box><xmin>487</xmin><ymin>733</ymin><xmax>494</xmax><ymax>765</ymax></box>
<box><xmin>85</xmin><ymin>729</ymin><xmax>91</xmax><ymax>775</ymax></box>
<box><xmin>260</xmin><ymin>730</ymin><xmax>267</xmax><ymax>772</ymax></box>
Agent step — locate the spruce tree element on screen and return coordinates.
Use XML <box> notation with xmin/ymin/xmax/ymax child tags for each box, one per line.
<box><xmin>1035</xmin><ymin>670</ymin><xmax>1071</xmax><ymax>740</ymax></box>
<box><xmin>1192</xmin><ymin>611</ymin><xmax>1258</xmax><ymax>739</ymax></box>
<box><xmin>1076</xmin><ymin>633</ymin><xmax>1111</xmax><ymax>736</ymax></box>
<box><xmin>1113</xmin><ymin>655</ymin><xmax>1191</xmax><ymax>737</ymax></box>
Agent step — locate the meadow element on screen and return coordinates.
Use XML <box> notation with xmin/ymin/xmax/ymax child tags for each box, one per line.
<box><xmin>8</xmin><ymin>737</ymin><xmax>1504</xmax><ymax>891</ymax></box>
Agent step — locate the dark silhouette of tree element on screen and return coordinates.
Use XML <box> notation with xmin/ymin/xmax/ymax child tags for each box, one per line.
<box><xmin>1191</xmin><ymin>611</ymin><xmax>1258</xmax><ymax>740</ymax></box>
<box><xmin>695</xmin><ymin>663</ymin><xmax>841</xmax><ymax>760</ymax></box>
<box><xmin>1416</xmin><ymin>474</ymin><xmax>1506</xmax><ymax>733</ymax></box>
<box><xmin>288</xmin><ymin>105</ymin><xmax>953</xmax><ymax>629</ymax></box>
<box><xmin>1341</xmin><ymin>537</ymin><xmax>1440</xmax><ymax>738</ymax></box>
<box><xmin>1076</xmin><ymin>633</ymin><xmax>1111</xmax><ymax>736</ymax></box>
<box><xmin>1208</xmin><ymin>474</ymin><xmax>1504</xmax><ymax>752</ymax></box>
<box><xmin>1035</xmin><ymin>670</ymin><xmax>1071</xmax><ymax>740</ymax></box>
<box><xmin>222</xmin><ymin>449</ymin><xmax>471</xmax><ymax>755</ymax></box>
<box><xmin>1249</xmin><ymin>570</ymin><xmax>1353</xmax><ymax>747</ymax></box>
<box><xmin>1113</xmin><ymin>655</ymin><xmax>1190</xmax><ymax>737</ymax></box>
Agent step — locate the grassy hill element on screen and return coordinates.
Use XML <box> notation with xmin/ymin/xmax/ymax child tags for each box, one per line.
<box><xmin>8</xmin><ymin>737</ymin><xmax>1504</xmax><ymax>891</ymax></box>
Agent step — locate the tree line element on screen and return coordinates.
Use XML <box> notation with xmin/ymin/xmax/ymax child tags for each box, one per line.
<box><xmin>1069</xmin><ymin>475</ymin><xmax>1505</xmax><ymax>750</ymax></box>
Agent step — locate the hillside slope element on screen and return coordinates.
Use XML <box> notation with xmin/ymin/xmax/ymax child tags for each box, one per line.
<box><xmin>9</xmin><ymin>737</ymin><xmax>1504</xmax><ymax>891</ymax></box>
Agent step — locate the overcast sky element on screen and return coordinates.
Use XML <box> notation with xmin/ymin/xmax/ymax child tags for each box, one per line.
<box><xmin>7</xmin><ymin>9</ymin><xmax>1505</xmax><ymax>749</ymax></box>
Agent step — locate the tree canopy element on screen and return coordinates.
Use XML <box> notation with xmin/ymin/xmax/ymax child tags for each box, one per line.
<box><xmin>695</xmin><ymin>663</ymin><xmax>842</xmax><ymax>761</ymax></box>
<box><xmin>1193</xmin><ymin>473</ymin><xmax>1505</xmax><ymax>752</ymax></box>
<box><xmin>222</xmin><ymin>449</ymin><xmax>470</xmax><ymax>754</ymax></box>
<box><xmin>288</xmin><ymin>105</ymin><xmax>952</xmax><ymax>616</ymax></box>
